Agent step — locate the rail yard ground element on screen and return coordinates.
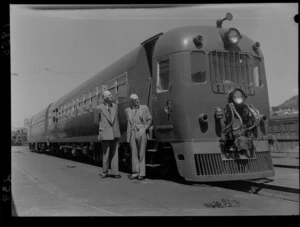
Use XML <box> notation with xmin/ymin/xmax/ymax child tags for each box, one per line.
<box><xmin>11</xmin><ymin>146</ymin><xmax>299</xmax><ymax>216</ymax></box>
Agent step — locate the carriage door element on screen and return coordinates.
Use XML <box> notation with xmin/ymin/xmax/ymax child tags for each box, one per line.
<box><xmin>152</xmin><ymin>57</ymin><xmax>173</xmax><ymax>138</ymax></box>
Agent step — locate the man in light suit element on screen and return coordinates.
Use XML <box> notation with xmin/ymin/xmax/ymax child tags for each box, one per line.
<box><xmin>95</xmin><ymin>90</ymin><xmax>121</xmax><ymax>179</ymax></box>
<box><xmin>125</xmin><ymin>94</ymin><xmax>152</xmax><ymax>180</ymax></box>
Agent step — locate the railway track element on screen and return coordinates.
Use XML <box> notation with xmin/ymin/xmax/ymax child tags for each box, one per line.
<box><xmin>204</xmin><ymin>167</ymin><xmax>299</xmax><ymax>202</ymax></box>
<box><xmin>189</xmin><ymin>180</ymin><xmax>299</xmax><ymax>203</ymax></box>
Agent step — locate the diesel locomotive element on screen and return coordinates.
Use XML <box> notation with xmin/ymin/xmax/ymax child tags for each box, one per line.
<box><xmin>27</xmin><ymin>13</ymin><xmax>274</xmax><ymax>181</ymax></box>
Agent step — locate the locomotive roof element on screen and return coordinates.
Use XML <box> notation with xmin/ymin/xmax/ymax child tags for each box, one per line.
<box><xmin>30</xmin><ymin>106</ymin><xmax>49</xmax><ymax>122</ymax></box>
<box><xmin>153</xmin><ymin>25</ymin><xmax>263</xmax><ymax>59</ymax></box>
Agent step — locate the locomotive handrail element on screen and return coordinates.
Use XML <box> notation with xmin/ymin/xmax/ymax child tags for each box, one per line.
<box><xmin>231</xmin><ymin>103</ymin><xmax>243</xmax><ymax>132</ymax></box>
<box><xmin>147</xmin><ymin>77</ymin><xmax>152</xmax><ymax>107</ymax></box>
<box><xmin>243</xmin><ymin>104</ymin><xmax>260</xmax><ymax>132</ymax></box>
<box><xmin>222</xmin><ymin>103</ymin><xmax>244</xmax><ymax>133</ymax></box>
<box><xmin>222</xmin><ymin>103</ymin><xmax>234</xmax><ymax>133</ymax></box>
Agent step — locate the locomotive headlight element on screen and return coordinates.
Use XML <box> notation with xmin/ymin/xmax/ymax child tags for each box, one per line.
<box><xmin>228</xmin><ymin>88</ymin><xmax>247</xmax><ymax>105</ymax></box>
<box><xmin>226</xmin><ymin>28</ymin><xmax>241</xmax><ymax>45</ymax></box>
<box><xmin>232</xmin><ymin>90</ymin><xmax>244</xmax><ymax>105</ymax></box>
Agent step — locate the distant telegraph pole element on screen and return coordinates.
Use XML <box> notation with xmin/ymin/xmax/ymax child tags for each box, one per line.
<box><xmin>1</xmin><ymin>24</ymin><xmax>10</xmax><ymax>57</ymax></box>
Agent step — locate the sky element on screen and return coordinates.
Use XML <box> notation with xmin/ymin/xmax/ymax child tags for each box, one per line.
<box><xmin>10</xmin><ymin>3</ymin><xmax>298</xmax><ymax>128</ymax></box>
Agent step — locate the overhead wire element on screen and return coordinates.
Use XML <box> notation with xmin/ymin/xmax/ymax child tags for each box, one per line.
<box><xmin>11</xmin><ymin>59</ymin><xmax>96</xmax><ymax>80</ymax></box>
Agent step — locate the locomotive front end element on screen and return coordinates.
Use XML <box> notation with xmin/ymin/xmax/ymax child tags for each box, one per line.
<box><xmin>194</xmin><ymin>14</ymin><xmax>274</xmax><ymax>181</ymax></box>
<box><xmin>152</xmin><ymin>13</ymin><xmax>275</xmax><ymax>182</ymax></box>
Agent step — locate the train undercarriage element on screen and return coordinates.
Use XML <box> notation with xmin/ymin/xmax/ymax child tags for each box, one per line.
<box><xmin>28</xmin><ymin>140</ymin><xmax>178</xmax><ymax>178</ymax></box>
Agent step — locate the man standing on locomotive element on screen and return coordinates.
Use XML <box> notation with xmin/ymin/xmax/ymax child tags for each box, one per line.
<box><xmin>95</xmin><ymin>90</ymin><xmax>121</xmax><ymax>179</ymax></box>
<box><xmin>125</xmin><ymin>94</ymin><xmax>152</xmax><ymax>180</ymax></box>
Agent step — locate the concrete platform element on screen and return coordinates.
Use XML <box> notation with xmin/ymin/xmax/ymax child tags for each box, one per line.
<box><xmin>11</xmin><ymin>146</ymin><xmax>299</xmax><ymax>216</ymax></box>
<box><xmin>272</xmin><ymin>153</ymin><xmax>299</xmax><ymax>168</ymax></box>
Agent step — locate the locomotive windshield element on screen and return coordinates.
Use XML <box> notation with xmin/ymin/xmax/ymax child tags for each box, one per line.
<box><xmin>209</xmin><ymin>51</ymin><xmax>263</xmax><ymax>87</ymax></box>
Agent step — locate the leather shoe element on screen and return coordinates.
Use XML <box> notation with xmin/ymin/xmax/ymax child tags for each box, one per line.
<box><xmin>137</xmin><ymin>176</ymin><xmax>146</xmax><ymax>180</ymax></box>
<box><xmin>100</xmin><ymin>173</ymin><xmax>109</xmax><ymax>179</ymax></box>
<box><xmin>128</xmin><ymin>175</ymin><xmax>138</xmax><ymax>180</ymax></box>
<box><xmin>111</xmin><ymin>174</ymin><xmax>121</xmax><ymax>179</ymax></box>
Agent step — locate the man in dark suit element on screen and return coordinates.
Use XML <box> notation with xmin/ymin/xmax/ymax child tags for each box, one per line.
<box><xmin>125</xmin><ymin>94</ymin><xmax>152</xmax><ymax>180</ymax></box>
<box><xmin>95</xmin><ymin>90</ymin><xmax>121</xmax><ymax>179</ymax></box>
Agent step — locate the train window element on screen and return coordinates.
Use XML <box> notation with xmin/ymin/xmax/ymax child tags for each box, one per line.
<box><xmin>286</xmin><ymin>123</ymin><xmax>295</xmax><ymax>132</ymax></box>
<box><xmin>90</xmin><ymin>88</ymin><xmax>97</xmax><ymax>97</ymax></box>
<box><xmin>107</xmin><ymin>79</ymin><xmax>117</xmax><ymax>89</ymax></box>
<box><xmin>69</xmin><ymin>103</ymin><xmax>72</xmax><ymax>117</ymax></box>
<box><xmin>157</xmin><ymin>59</ymin><xmax>170</xmax><ymax>93</ymax></box>
<box><xmin>89</xmin><ymin>99</ymin><xmax>93</xmax><ymax>112</ymax></box>
<box><xmin>78</xmin><ymin>102</ymin><xmax>84</xmax><ymax>115</ymax></box>
<box><xmin>60</xmin><ymin>107</ymin><xmax>63</xmax><ymax>121</ymax></box>
<box><xmin>69</xmin><ymin>106</ymin><xmax>72</xmax><ymax>118</ymax></box>
<box><xmin>253</xmin><ymin>57</ymin><xmax>263</xmax><ymax>87</ymax></box>
<box><xmin>84</xmin><ymin>99</ymin><xmax>90</xmax><ymax>113</ymax></box>
<box><xmin>71</xmin><ymin>106</ymin><xmax>75</xmax><ymax>117</ymax></box>
<box><xmin>109</xmin><ymin>88</ymin><xmax>117</xmax><ymax>103</ymax></box>
<box><xmin>117</xmin><ymin>83</ymin><xmax>128</xmax><ymax>103</ymax></box>
<box><xmin>98</xmin><ymin>94</ymin><xmax>104</xmax><ymax>105</ymax></box>
<box><xmin>63</xmin><ymin>104</ymin><xmax>66</xmax><ymax>118</ymax></box>
<box><xmin>191</xmin><ymin>52</ymin><xmax>207</xmax><ymax>83</ymax></box>
<box><xmin>65</xmin><ymin>108</ymin><xmax>69</xmax><ymax>118</ymax></box>
<box><xmin>73</xmin><ymin>104</ymin><xmax>77</xmax><ymax>117</ymax></box>
<box><xmin>57</xmin><ymin>108</ymin><xmax>60</xmax><ymax>119</ymax></box>
<box><xmin>91</xmin><ymin>95</ymin><xmax>98</xmax><ymax>109</ymax></box>
<box><xmin>275</xmin><ymin>124</ymin><xmax>280</xmax><ymax>132</ymax></box>
<box><xmin>98</xmin><ymin>85</ymin><xmax>107</xmax><ymax>93</ymax></box>
<box><xmin>52</xmin><ymin>111</ymin><xmax>56</xmax><ymax>123</ymax></box>
<box><xmin>117</xmin><ymin>73</ymin><xmax>127</xmax><ymax>84</ymax></box>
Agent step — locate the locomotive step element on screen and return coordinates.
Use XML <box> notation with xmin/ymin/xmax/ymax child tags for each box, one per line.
<box><xmin>147</xmin><ymin>149</ymin><xmax>157</xmax><ymax>152</ymax></box>
<box><xmin>146</xmin><ymin>164</ymin><xmax>161</xmax><ymax>167</ymax></box>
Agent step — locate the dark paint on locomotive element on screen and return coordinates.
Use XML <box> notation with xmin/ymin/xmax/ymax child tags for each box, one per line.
<box><xmin>27</xmin><ymin>13</ymin><xmax>274</xmax><ymax>182</ymax></box>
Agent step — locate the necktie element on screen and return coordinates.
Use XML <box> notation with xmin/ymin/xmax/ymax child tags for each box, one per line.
<box><xmin>108</xmin><ymin>105</ymin><xmax>113</xmax><ymax>119</ymax></box>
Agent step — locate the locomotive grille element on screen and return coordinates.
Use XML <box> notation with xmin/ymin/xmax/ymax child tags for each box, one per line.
<box><xmin>208</xmin><ymin>51</ymin><xmax>262</xmax><ymax>95</ymax></box>
<box><xmin>194</xmin><ymin>152</ymin><xmax>273</xmax><ymax>176</ymax></box>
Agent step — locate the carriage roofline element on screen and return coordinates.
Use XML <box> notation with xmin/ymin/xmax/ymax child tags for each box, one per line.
<box><xmin>48</xmin><ymin>46</ymin><xmax>143</xmax><ymax>111</ymax></box>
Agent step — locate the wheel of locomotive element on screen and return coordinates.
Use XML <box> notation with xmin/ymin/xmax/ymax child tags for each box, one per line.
<box><xmin>51</xmin><ymin>144</ymin><xmax>59</xmax><ymax>155</ymax></box>
<box><xmin>160</xmin><ymin>161</ymin><xmax>173</xmax><ymax>178</ymax></box>
<box><xmin>29</xmin><ymin>143</ymin><xmax>34</xmax><ymax>152</ymax></box>
<box><xmin>36</xmin><ymin>143</ymin><xmax>41</xmax><ymax>153</ymax></box>
<box><xmin>159</xmin><ymin>143</ymin><xmax>178</xmax><ymax>178</ymax></box>
<box><xmin>91</xmin><ymin>143</ymin><xmax>101</xmax><ymax>165</ymax></box>
<box><xmin>40</xmin><ymin>143</ymin><xmax>46</xmax><ymax>153</ymax></box>
<box><xmin>119</xmin><ymin>143</ymin><xmax>131</xmax><ymax>172</ymax></box>
<box><xmin>58</xmin><ymin>146</ymin><xmax>65</xmax><ymax>157</ymax></box>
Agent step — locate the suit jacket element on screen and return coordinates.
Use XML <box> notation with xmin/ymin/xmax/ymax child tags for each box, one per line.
<box><xmin>95</xmin><ymin>103</ymin><xmax>120</xmax><ymax>140</ymax></box>
<box><xmin>125</xmin><ymin>105</ymin><xmax>152</xmax><ymax>142</ymax></box>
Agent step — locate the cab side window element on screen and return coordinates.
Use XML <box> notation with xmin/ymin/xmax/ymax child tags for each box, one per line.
<box><xmin>191</xmin><ymin>52</ymin><xmax>207</xmax><ymax>83</ymax></box>
<box><xmin>253</xmin><ymin>57</ymin><xmax>263</xmax><ymax>87</ymax></box>
<box><xmin>157</xmin><ymin>59</ymin><xmax>170</xmax><ymax>93</ymax></box>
